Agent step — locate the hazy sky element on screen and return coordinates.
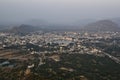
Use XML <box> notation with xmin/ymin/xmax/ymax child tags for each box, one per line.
<box><xmin>0</xmin><ymin>0</ymin><xmax>120</xmax><ymax>24</ymax></box>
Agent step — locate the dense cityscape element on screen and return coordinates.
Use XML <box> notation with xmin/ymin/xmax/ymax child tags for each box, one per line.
<box><xmin>0</xmin><ymin>31</ymin><xmax>120</xmax><ymax>80</ymax></box>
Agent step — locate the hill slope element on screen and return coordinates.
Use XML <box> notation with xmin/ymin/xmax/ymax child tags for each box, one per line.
<box><xmin>82</xmin><ymin>20</ymin><xmax>120</xmax><ymax>32</ymax></box>
<box><xmin>6</xmin><ymin>24</ymin><xmax>41</xmax><ymax>35</ymax></box>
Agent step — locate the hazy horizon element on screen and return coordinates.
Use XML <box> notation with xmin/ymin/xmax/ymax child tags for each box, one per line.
<box><xmin>0</xmin><ymin>0</ymin><xmax>120</xmax><ymax>25</ymax></box>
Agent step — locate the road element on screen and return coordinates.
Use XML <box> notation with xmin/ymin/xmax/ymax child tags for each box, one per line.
<box><xmin>103</xmin><ymin>52</ymin><xmax>120</xmax><ymax>64</ymax></box>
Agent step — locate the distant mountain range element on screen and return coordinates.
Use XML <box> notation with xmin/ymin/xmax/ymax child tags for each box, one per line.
<box><xmin>81</xmin><ymin>20</ymin><xmax>120</xmax><ymax>32</ymax></box>
<box><xmin>23</xmin><ymin>19</ymin><xmax>49</xmax><ymax>27</ymax></box>
<box><xmin>1</xmin><ymin>18</ymin><xmax>120</xmax><ymax>34</ymax></box>
<box><xmin>4</xmin><ymin>24</ymin><xmax>41</xmax><ymax>35</ymax></box>
<box><xmin>111</xmin><ymin>17</ymin><xmax>120</xmax><ymax>26</ymax></box>
<box><xmin>0</xmin><ymin>25</ymin><xmax>6</xmax><ymax>31</ymax></box>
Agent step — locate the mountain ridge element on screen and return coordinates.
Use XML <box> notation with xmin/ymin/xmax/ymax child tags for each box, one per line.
<box><xmin>81</xmin><ymin>20</ymin><xmax>120</xmax><ymax>32</ymax></box>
